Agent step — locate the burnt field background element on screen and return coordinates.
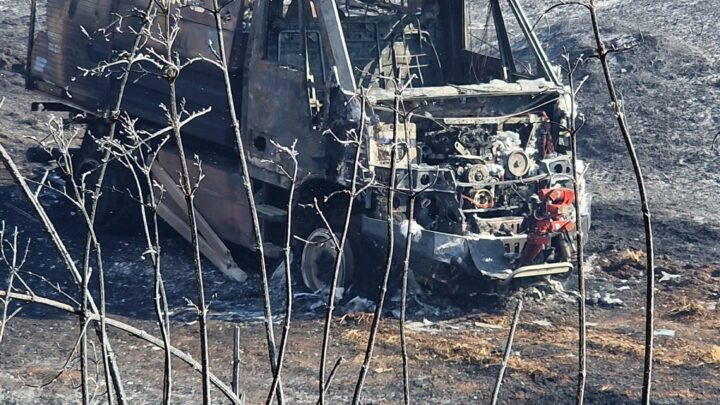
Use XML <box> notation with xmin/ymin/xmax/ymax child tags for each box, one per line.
<box><xmin>0</xmin><ymin>0</ymin><xmax>719</xmax><ymax>404</ymax></box>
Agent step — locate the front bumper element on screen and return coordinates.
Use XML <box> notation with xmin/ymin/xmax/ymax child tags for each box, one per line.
<box><xmin>361</xmin><ymin>216</ymin><xmax>573</xmax><ymax>283</ymax></box>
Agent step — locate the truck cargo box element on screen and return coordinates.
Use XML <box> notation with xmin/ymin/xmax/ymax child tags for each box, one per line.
<box><xmin>28</xmin><ymin>0</ymin><xmax>249</xmax><ymax>147</ymax></box>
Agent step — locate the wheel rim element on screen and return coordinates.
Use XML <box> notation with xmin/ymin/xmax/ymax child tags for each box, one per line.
<box><xmin>300</xmin><ymin>228</ymin><xmax>353</xmax><ymax>292</ymax></box>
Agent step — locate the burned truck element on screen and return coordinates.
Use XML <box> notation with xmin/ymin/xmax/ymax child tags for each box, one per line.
<box><xmin>26</xmin><ymin>0</ymin><xmax>590</xmax><ymax>292</ymax></box>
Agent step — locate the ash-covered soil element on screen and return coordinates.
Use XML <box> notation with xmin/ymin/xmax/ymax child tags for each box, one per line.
<box><xmin>523</xmin><ymin>0</ymin><xmax>720</xmax><ymax>265</ymax></box>
<box><xmin>0</xmin><ymin>0</ymin><xmax>719</xmax><ymax>404</ymax></box>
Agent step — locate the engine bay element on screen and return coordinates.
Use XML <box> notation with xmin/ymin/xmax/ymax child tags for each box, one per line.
<box><xmin>361</xmin><ymin>88</ymin><xmax>587</xmax><ymax>272</ymax></box>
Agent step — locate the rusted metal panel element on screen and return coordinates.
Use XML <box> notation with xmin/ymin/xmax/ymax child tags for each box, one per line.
<box><xmin>156</xmin><ymin>147</ymin><xmax>256</xmax><ymax>248</ymax></box>
<box><xmin>31</xmin><ymin>0</ymin><xmax>247</xmax><ymax>147</ymax></box>
<box><xmin>114</xmin><ymin>0</ymin><xmax>246</xmax><ymax>146</ymax></box>
<box><xmin>244</xmin><ymin>60</ymin><xmax>328</xmax><ymax>184</ymax></box>
<box><xmin>30</xmin><ymin>0</ymin><xmax>115</xmax><ymax>110</ymax></box>
<box><xmin>246</xmin><ymin>62</ymin><xmax>309</xmax><ymax>136</ymax></box>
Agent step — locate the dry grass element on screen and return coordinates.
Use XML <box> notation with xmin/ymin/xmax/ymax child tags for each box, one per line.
<box><xmin>670</xmin><ymin>389</ymin><xmax>700</xmax><ymax>401</ymax></box>
<box><xmin>421</xmin><ymin>338</ymin><xmax>493</xmax><ymax>364</ymax></box>
<box><xmin>338</xmin><ymin>301</ymin><xmax>720</xmax><ymax>385</ymax></box>
<box><xmin>668</xmin><ymin>296</ymin><xmax>708</xmax><ymax>320</ymax></box>
<box><xmin>620</xmin><ymin>249</ymin><xmax>645</xmax><ymax>263</ymax></box>
<box><xmin>339</xmin><ymin>327</ymin><xmax>552</xmax><ymax>375</ymax></box>
<box><xmin>22</xmin><ymin>367</ymin><xmax>82</xmax><ymax>386</ymax></box>
<box><xmin>506</xmin><ymin>357</ymin><xmax>552</xmax><ymax>375</ymax></box>
<box><xmin>706</xmin><ymin>346</ymin><xmax>720</xmax><ymax>365</ymax></box>
<box><xmin>587</xmin><ymin>332</ymin><xmax>644</xmax><ymax>359</ymax></box>
<box><xmin>341</xmin><ymin>328</ymin><xmax>495</xmax><ymax>364</ymax></box>
<box><xmin>338</xmin><ymin>312</ymin><xmax>375</xmax><ymax>327</ymax></box>
<box><xmin>587</xmin><ymin>331</ymin><xmax>720</xmax><ymax>367</ymax></box>
<box><xmin>341</xmin><ymin>329</ymin><xmax>369</xmax><ymax>346</ymax></box>
<box><xmin>514</xmin><ymin>325</ymin><xmax>717</xmax><ymax>368</ymax></box>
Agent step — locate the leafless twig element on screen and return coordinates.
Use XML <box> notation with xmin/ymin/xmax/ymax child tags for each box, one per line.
<box><xmin>233</xmin><ymin>325</ymin><xmax>242</xmax><ymax>399</ymax></box>
<box><xmin>207</xmin><ymin>3</ymin><xmax>283</xmax><ymax>402</ymax></box>
<box><xmin>0</xmin><ymin>290</ymin><xmax>243</xmax><ymax>404</ymax></box>
<box><xmin>316</xmin><ymin>357</ymin><xmax>345</xmax><ymax>405</ymax></box>
<box><xmin>586</xmin><ymin>3</ymin><xmax>655</xmax><ymax>402</ymax></box>
<box><xmin>76</xmin><ymin>3</ymin><xmax>158</xmax><ymax>402</ymax></box>
<box><xmin>491</xmin><ymin>299</ymin><xmax>523</xmax><ymax>405</ymax></box>
<box><xmin>0</xmin><ymin>225</ymin><xmax>31</xmax><ymax>345</ymax></box>
<box><xmin>0</xmin><ymin>138</ymin><xmax>129</xmax><ymax>404</ymax></box>
<box><xmin>319</xmin><ymin>91</ymin><xmax>367</xmax><ymax>405</ymax></box>
<box><xmin>561</xmin><ymin>49</ymin><xmax>588</xmax><ymax>404</ymax></box>
<box><xmin>398</xmin><ymin>104</ymin><xmax>416</xmax><ymax>405</ymax></box>
<box><xmin>352</xmin><ymin>82</ymin><xmax>403</xmax><ymax>405</ymax></box>
<box><xmin>266</xmin><ymin>140</ymin><xmax>299</xmax><ymax>405</ymax></box>
<box><xmin>106</xmin><ymin>115</ymin><xmax>175</xmax><ymax>404</ymax></box>
<box><xmin>155</xmin><ymin>4</ymin><xmax>212</xmax><ymax>403</ymax></box>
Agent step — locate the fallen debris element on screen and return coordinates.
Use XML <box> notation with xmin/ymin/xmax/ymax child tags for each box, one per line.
<box><xmin>587</xmin><ymin>292</ymin><xmax>624</xmax><ymax>307</ymax></box>
<box><xmin>659</xmin><ymin>271</ymin><xmax>682</xmax><ymax>283</ymax></box>
<box><xmin>405</xmin><ymin>319</ymin><xmax>438</xmax><ymax>334</ymax></box>
<box><xmin>342</xmin><ymin>297</ymin><xmax>376</xmax><ymax>314</ymax></box>
<box><xmin>599</xmin><ymin>249</ymin><xmax>646</xmax><ymax>279</ymax></box>
<box><xmin>531</xmin><ymin>319</ymin><xmax>553</xmax><ymax>328</ymax></box>
<box><xmin>654</xmin><ymin>329</ymin><xmax>676</xmax><ymax>338</ymax></box>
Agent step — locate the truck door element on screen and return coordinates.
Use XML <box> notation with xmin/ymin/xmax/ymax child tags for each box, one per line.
<box><xmin>242</xmin><ymin>0</ymin><xmax>328</xmax><ymax>187</ymax></box>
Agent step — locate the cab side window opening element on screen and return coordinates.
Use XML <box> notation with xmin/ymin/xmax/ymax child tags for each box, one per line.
<box><xmin>340</xmin><ymin>0</ymin><xmax>445</xmax><ymax>89</ymax></box>
<box><xmin>336</xmin><ymin>0</ymin><xmax>548</xmax><ymax>89</ymax></box>
<box><xmin>265</xmin><ymin>0</ymin><xmax>324</xmax><ymax>77</ymax></box>
<box><xmin>262</xmin><ymin>0</ymin><xmax>326</xmax><ymax>120</ymax></box>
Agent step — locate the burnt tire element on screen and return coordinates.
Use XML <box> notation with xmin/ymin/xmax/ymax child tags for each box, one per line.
<box><xmin>297</xmin><ymin>227</ymin><xmax>356</xmax><ymax>292</ymax></box>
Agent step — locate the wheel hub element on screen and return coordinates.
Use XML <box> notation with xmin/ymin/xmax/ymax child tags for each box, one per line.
<box><xmin>300</xmin><ymin>228</ymin><xmax>353</xmax><ymax>292</ymax></box>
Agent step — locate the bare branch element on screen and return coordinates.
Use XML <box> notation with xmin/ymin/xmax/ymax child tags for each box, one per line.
<box><xmin>352</xmin><ymin>86</ymin><xmax>402</xmax><ymax>405</ymax></box>
<box><xmin>320</xmin><ymin>90</ymin><xmax>368</xmax><ymax>405</ymax></box>
<box><xmin>585</xmin><ymin>3</ymin><xmax>656</xmax><ymax>402</ymax></box>
<box><xmin>0</xmin><ymin>290</ymin><xmax>243</xmax><ymax>404</ymax></box>
<box><xmin>491</xmin><ymin>299</ymin><xmax>523</xmax><ymax>405</ymax></box>
<box><xmin>207</xmin><ymin>3</ymin><xmax>284</xmax><ymax>402</ymax></box>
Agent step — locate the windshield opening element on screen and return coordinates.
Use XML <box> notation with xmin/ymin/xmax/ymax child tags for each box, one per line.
<box><xmin>465</xmin><ymin>0</ymin><xmax>544</xmax><ymax>82</ymax></box>
<box><xmin>337</xmin><ymin>0</ymin><xmax>549</xmax><ymax>90</ymax></box>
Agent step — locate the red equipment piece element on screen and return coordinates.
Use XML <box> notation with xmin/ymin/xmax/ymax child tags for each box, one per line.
<box><xmin>515</xmin><ymin>188</ymin><xmax>576</xmax><ymax>267</ymax></box>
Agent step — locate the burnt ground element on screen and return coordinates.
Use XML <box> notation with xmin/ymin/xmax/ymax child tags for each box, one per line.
<box><xmin>0</xmin><ymin>0</ymin><xmax>719</xmax><ymax>403</ymax></box>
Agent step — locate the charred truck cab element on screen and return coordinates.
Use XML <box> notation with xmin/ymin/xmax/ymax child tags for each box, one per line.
<box><xmin>27</xmin><ymin>0</ymin><xmax>591</xmax><ymax>292</ymax></box>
